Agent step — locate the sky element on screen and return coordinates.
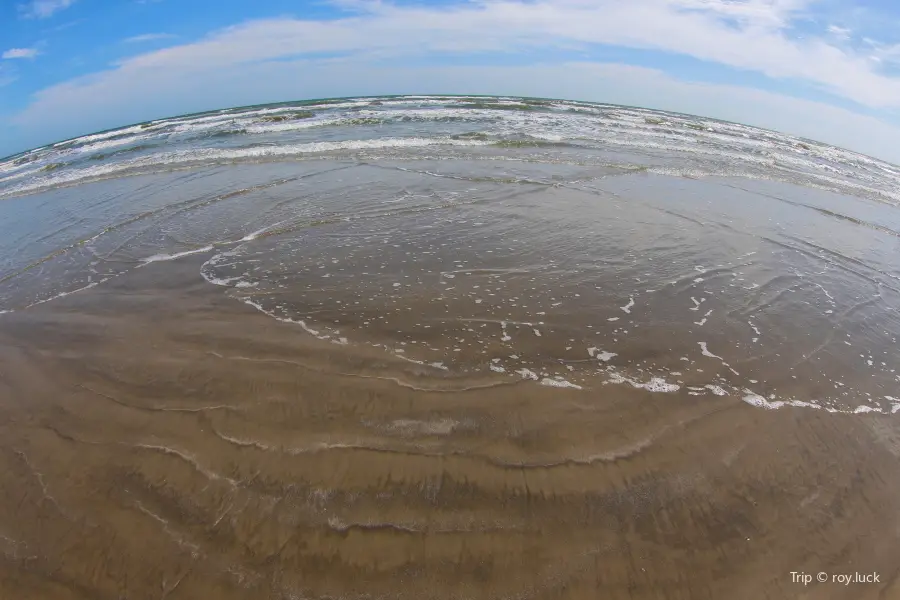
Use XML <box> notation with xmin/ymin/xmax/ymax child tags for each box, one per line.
<box><xmin>3</xmin><ymin>0</ymin><xmax>900</xmax><ymax>162</ymax></box>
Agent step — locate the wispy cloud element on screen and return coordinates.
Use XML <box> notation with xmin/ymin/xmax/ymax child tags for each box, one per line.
<box><xmin>124</xmin><ymin>33</ymin><xmax>176</xmax><ymax>44</ymax></box>
<box><xmin>864</xmin><ymin>39</ymin><xmax>900</xmax><ymax>66</ymax></box>
<box><xmin>45</xmin><ymin>18</ymin><xmax>85</xmax><ymax>32</ymax></box>
<box><xmin>827</xmin><ymin>25</ymin><xmax>851</xmax><ymax>40</ymax></box>
<box><xmin>673</xmin><ymin>0</ymin><xmax>814</xmax><ymax>29</ymax></box>
<box><xmin>2</xmin><ymin>48</ymin><xmax>40</xmax><ymax>59</ymax></box>
<box><xmin>19</xmin><ymin>0</ymin><xmax>77</xmax><ymax>19</ymax></box>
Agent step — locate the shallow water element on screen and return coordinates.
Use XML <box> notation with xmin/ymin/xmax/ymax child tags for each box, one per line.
<box><xmin>1</xmin><ymin>95</ymin><xmax>898</xmax><ymax>413</ymax></box>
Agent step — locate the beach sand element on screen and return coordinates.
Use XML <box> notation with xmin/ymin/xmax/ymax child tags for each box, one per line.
<box><xmin>1</xmin><ymin>254</ymin><xmax>898</xmax><ymax>600</ymax></box>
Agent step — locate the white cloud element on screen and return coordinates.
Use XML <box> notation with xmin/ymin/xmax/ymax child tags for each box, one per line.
<box><xmin>74</xmin><ymin>1</ymin><xmax>900</xmax><ymax>109</ymax></box>
<box><xmin>124</xmin><ymin>33</ymin><xmax>176</xmax><ymax>44</ymax></box>
<box><xmin>19</xmin><ymin>0</ymin><xmax>77</xmax><ymax>19</ymax></box>
<box><xmin>2</xmin><ymin>48</ymin><xmax>40</xmax><ymax>59</ymax></box>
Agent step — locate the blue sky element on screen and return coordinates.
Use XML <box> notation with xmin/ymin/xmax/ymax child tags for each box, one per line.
<box><xmin>4</xmin><ymin>0</ymin><xmax>900</xmax><ymax>161</ymax></box>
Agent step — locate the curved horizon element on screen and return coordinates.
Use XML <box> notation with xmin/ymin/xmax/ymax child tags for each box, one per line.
<box><xmin>3</xmin><ymin>92</ymin><xmax>892</xmax><ymax>167</ymax></box>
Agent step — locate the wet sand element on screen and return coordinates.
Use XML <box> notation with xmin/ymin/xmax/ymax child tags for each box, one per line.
<box><xmin>1</xmin><ymin>255</ymin><xmax>899</xmax><ymax>600</ymax></box>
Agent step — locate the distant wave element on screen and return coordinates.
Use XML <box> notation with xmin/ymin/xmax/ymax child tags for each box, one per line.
<box><xmin>3</xmin><ymin>95</ymin><xmax>900</xmax><ymax>207</ymax></box>
<box><xmin>0</xmin><ymin>137</ymin><xmax>493</xmax><ymax>199</ymax></box>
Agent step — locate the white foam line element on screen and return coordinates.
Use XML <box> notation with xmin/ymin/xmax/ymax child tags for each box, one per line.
<box><xmin>395</xmin><ymin>353</ymin><xmax>426</xmax><ymax>366</ymax></box>
<box><xmin>54</xmin><ymin>124</ymin><xmax>147</xmax><ymax>148</ymax></box>
<box><xmin>608</xmin><ymin>371</ymin><xmax>680</xmax><ymax>393</ymax></box>
<box><xmin>540</xmin><ymin>377</ymin><xmax>582</xmax><ymax>390</ymax></box>
<box><xmin>72</xmin><ymin>132</ymin><xmax>157</xmax><ymax>155</ymax></box>
<box><xmin>516</xmin><ymin>368</ymin><xmax>539</xmax><ymax>381</ymax></box>
<box><xmin>742</xmin><ymin>390</ymin><xmax>898</xmax><ymax>415</ymax></box>
<box><xmin>748</xmin><ymin>320</ymin><xmax>761</xmax><ymax>342</ymax></box>
<box><xmin>140</xmin><ymin>245</ymin><xmax>214</xmax><ymax>265</ymax></box>
<box><xmin>704</xmin><ymin>384</ymin><xmax>728</xmax><ymax>396</ymax></box>
<box><xmin>25</xmin><ymin>281</ymin><xmax>101</xmax><ymax>308</ymax></box>
<box><xmin>241</xmin><ymin>220</ymin><xmax>287</xmax><ymax>242</ymax></box>
<box><xmin>742</xmin><ymin>391</ymin><xmax>786</xmax><ymax>410</ymax></box>
<box><xmin>237</xmin><ymin>297</ymin><xmax>332</xmax><ymax>341</ymax></box>
<box><xmin>887</xmin><ymin>396</ymin><xmax>900</xmax><ymax>414</ymax></box>
<box><xmin>589</xmin><ymin>347</ymin><xmax>618</xmax><ymax>362</ymax></box>
<box><xmin>812</xmin><ymin>282</ymin><xmax>835</xmax><ymax>303</ymax></box>
<box><xmin>698</xmin><ymin>342</ymin><xmax>739</xmax><ymax>375</ymax></box>
<box><xmin>698</xmin><ymin>342</ymin><xmax>721</xmax><ymax>360</ymax></box>
<box><xmin>202</xmin><ymin>274</ymin><xmax>242</xmax><ymax>286</ymax></box>
<box><xmin>2</xmin><ymin>137</ymin><xmax>494</xmax><ymax>199</ymax></box>
<box><xmin>620</xmin><ymin>297</ymin><xmax>635</xmax><ymax>314</ymax></box>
